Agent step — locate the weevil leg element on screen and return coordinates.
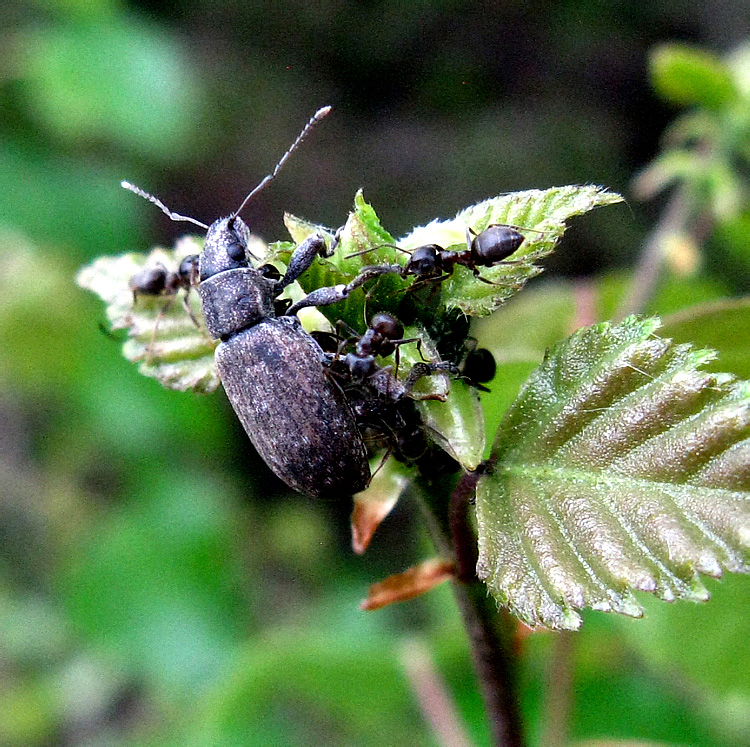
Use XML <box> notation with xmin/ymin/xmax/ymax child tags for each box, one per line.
<box><xmin>277</xmin><ymin>234</ymin><xmax>328</xmax><ymax>290</ymax></box>
<box><xmin>285</xmin><ymin>263</ymin><xmax>403</xmax><ymax>317</ymax></box>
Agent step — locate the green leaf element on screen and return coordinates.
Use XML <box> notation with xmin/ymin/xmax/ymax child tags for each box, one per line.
<box><xmin>21</xmin><ymin>18</ymin><xmax>203</xmax><ymax>160</ymax></box>
<box><xmin>286</xmin><ymin>187</ymin><xmax>621</xmax><ymax>325</ymax></box>
<box><xmin>417</xmin><ymin>378</ymin><xmax>486</xmax><ymax>470</ymax></box>
<box><xmin>660</xmin><ymin>297</ymin><xmax>750</xmax><ymax>380</ymax></box>
<box><xmin>650</xmin><ymin>44</ymin><xmax>739</xmax><ymax>111</ymax></box>
<box><xmin>76</xmin><ymin>236</ymin><xmax>220</xmax><ymax>392</ymax></box>
<box><xmin>476</xmin><ymin>316</ymin><xmax>750</xmax><ymax>630</ymax></box>
<box><xmin>402</xmin><ymin>186</ymin><xmax>622</xmax><ymax>317</ymax></box>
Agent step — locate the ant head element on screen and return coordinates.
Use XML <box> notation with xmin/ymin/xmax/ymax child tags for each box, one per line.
<box><xmin>405</xmin><ymin>244</ymin><xmax>442</xmax><ymax>277</ymax></box>
<box><xmin>177</xmin><ymin>254</ymin><xmax>200</xmax><ymax>284</ymax></box>
<box><xmin>370</xmin><ymin>312</ymin><xmax>404</xmax><ymax>341</ymax></box>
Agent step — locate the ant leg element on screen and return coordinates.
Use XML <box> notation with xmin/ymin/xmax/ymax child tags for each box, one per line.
<box><xmin>180</xmin><ymin>289</ymin><xmax>201</xmax><ymax>328</ymax></box>
<box><xmin>332</xmin><ymin>318</ymin><xmax>361</xmax><ymax>361</ymax></box>
<box><xmin>402</xmin><ymin>337</ymin><xmax>426</xmax><ymax>362</ymax></box>
<box><xmin>402</xmin><ymin>361</ymin><xmax>460</xmax><ymax>401</ymax></box>
<box><xmin>346</xmin><ymin>243</ymin><xmax>410</xmax><ymax>260</ymax></box>
<box><xmin>369</xmin><ymin>449</ymin><xmax>393</xmax><ymax>481</ymax></box>
<box><xmin>471</xmin><ymin>268</ymin><xmax>501</xmax><ymax>285</ymax></box>
<box><xmin>403</xmin><ymin>272</ymin><xmax>452</xmax><ymax>294</ymax></box>
<box><xmin>385</xmin><ymin>335</ymin><xmax>424</xmax><ymax>378</ymax></box>
<box><xmin>144</xmin><ymin>296</ymin><xmax>175</xmax><ymax>363</ymax></box>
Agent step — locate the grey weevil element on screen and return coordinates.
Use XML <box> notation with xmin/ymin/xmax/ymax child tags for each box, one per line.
<box><xmin>123</xmin><ymin>107</ymin><xmax>374</xmax><ymax>498</ymax></box>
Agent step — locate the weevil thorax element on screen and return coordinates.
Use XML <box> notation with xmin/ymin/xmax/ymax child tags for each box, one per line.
<box><xmin>198</xmin><ymin>215</ymin><xmax>277</xmax><ymax>340</ymax></box>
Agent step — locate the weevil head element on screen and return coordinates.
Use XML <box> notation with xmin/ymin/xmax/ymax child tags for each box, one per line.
<box><xmin>199</xmin><ymin>216</ymin><xmax>253</xmax><ymax>281</ymax></box>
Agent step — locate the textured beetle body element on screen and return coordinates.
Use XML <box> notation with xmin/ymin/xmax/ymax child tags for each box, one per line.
<box><xmin>214</xmin><ymin>317</ymin><xmax>369</xmax><ymax>497</ymax></box>
<box><xmin>121</xmin><ymin>107</ymin><xmax>375</xmax><ymax>497</ymax></box>
<box><xmin>198</xmin><ymin>216</ymin><xmax>370</xmax><ymax>498</ymax></box>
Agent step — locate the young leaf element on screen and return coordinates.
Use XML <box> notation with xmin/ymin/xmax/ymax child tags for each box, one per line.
<box><xmin>351</xmin><ymin>456</ymin><xmax>411</xmax><ymax>554</ymax></box>
<box><xmin>401</xmin><ymin>185</ymin><xmax>622</xmax><ymax>316</ymax></box>
<box><xmin>417</xmin><ymin>378</ymin><xmax>486</xmax><ymax>470</ymax></box>
<box><xmin>649</xmin><ymin>43</ymin><xmax>739</xmax><ymax>111</ymax></box>
<box><xmin>476</xmin><ymin>316</ymin><xmax>750</xmax><ymax>630</ymax></box>
<box><xmin>285</xmin><ymin>186</ymin><xmax>622</xmax><ymax>324</ymax></box>
<box><xmin>76</xmin><ymin>237</ymin><xmax>220</xmax><ymax>392</ymax></box>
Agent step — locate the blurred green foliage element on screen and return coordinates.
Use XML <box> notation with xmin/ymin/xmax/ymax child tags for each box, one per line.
<box><xmin>0</xmin><ymin>0</ymin><xmax>748</xmax><ymax>744</ymax></box>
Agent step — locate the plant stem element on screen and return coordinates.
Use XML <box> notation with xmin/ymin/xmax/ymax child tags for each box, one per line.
<box><xmin>416</xmin><ymin>470</ymin><xmax>524</xmax><ymax>746</ymax></box>
<box><xmin>615</xmin><ymin>186</ymin><xmax>691</xmax><ymax>320</ymax></box>
<box><xmin>540</xmin><ymin>631</ymin><xmax>576</xmax><ymax>747</ymax></box>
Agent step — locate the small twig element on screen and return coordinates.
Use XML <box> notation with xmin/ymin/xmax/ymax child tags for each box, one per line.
<box><xmin>615</xmin><ymin>186</ymin><xmax>691</xmax><ymax>320</ymax></box>
<box><xmin>449</xmin><ymin>469</ymin><xmax>482</xmax><ymax>583</ymax></box>
<box><xmin>400</xmin><ymin>638</ymin><xmax>473</xmax><ymax>747</ymax></box>
<box><xmin>540</xmin><ymin>631</ymin><xmax>576</xmax><ymax>747</ymax></box>
<box><xmin>572</xmin><ymin>278</ymin><xmax>598</xmax><ymax>330</ymax></box>
<box><xmin>416</xmin><ymin>464</ymin><xmax>523</xmax><ymax>746</ymax></box>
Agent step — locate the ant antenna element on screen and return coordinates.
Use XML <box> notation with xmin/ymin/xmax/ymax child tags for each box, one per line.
<box><xmin>121</xmin><ymin>181</ymin><xmax>209</xmax><ymax>230</ymax></box>
<box><xmin>231</xmin><ymin>105</ymin><xmax>332</xmax><ymax>220</ymax></box>
<box><xmin>346</xmin><ymin>243</ymin><xmax>411</xmax><ymax>259</ymax></box>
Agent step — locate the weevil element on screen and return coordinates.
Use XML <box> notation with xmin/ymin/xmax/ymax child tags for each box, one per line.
<box><xmin>124</xmin><ymin>108</ymin><xmax>461</xmax><ymax>497</ymax></box>
<box><xmin>124</xmin><ymin>106</ymin><xmax>374</xmax><ymax>498</ymax></box>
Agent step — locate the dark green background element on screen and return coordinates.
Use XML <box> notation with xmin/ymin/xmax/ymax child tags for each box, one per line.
<box><xmin>1</xmin><ymin>0</ymin><xmax>748</xmax><ymax>744</ymax></box>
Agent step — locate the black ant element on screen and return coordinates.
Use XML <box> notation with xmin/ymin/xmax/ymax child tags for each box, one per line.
<box><xmin>129</xmin><ymin>253</ymin><xmax>201</xmax><ymax>357</ymax></box>
<box><xmin>406</xmin><ymin>224</ymin><xmax>527</xmax><ymax>285</ymax></box>
<box><xmin>341</xmin><ymin>312</ymin><xmax>417</xmax><ymax>379</ymax></box>
<box><xmin>319</xmin><ymin>313</ymin><xmax>459</xmax><ymax>467</ymax></box>
<box><xmin>344</xmin><ymin>223</ymin><xmax>537</xmax><ymax>289</ymax></box>
<box><xmin>316</xmin><ymin>312</ymin><xmax>457</xmax><ymax>395</ymax></box>
<box><xmin>459</xmin><ymin>340</ymin><xmax>496</xmax><ymax>392</ymax></box>
<box><xmin>130</xmin><ymin>254</ymin><xmax>200</xmax><ymax>316</ymax></box>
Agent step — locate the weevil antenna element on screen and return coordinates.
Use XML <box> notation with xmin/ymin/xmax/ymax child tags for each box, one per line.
<box><xmin>121</xmin><ymin>182</ymin><xmax>209</xmax><ymax>229</ymax></box>
<box><xmin>231</xmin><ymin>105</ymin><xmax>332</xmax><ymax>220</ymax></box>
